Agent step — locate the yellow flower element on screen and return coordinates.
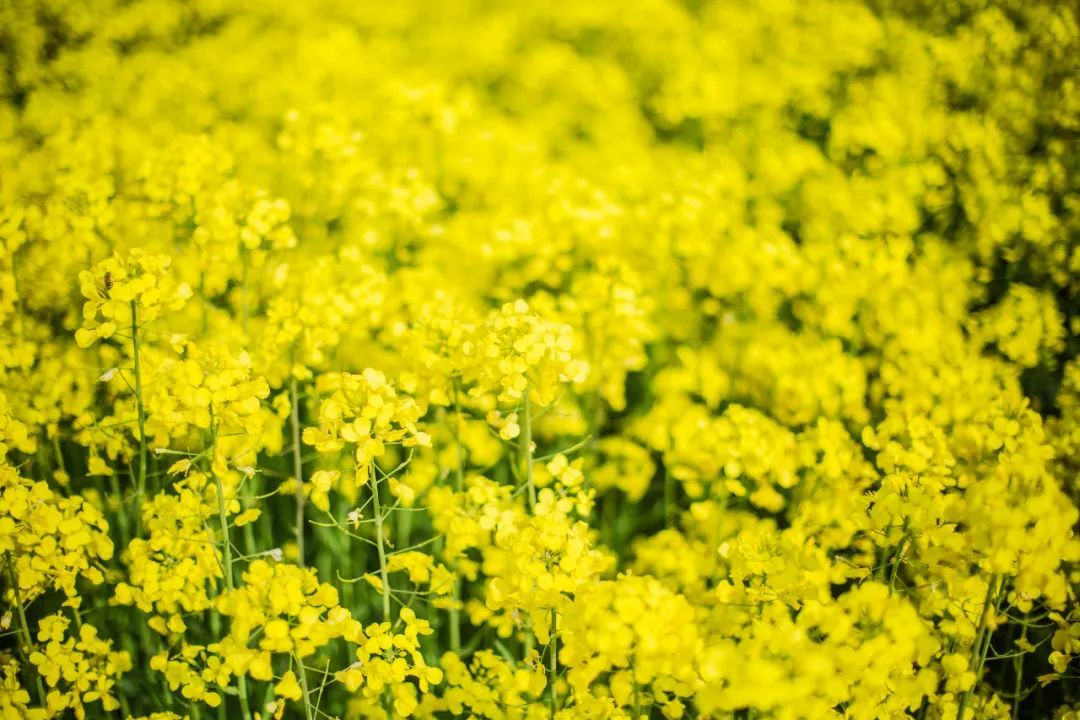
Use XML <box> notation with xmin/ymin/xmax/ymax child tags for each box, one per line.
<box><xmin>274</xmin><ymin>671</ymin><xmax>303</xmax><ymax>702</ymax></box>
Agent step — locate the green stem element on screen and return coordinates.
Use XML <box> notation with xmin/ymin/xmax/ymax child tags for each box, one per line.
<box><xmin>449</xmin><ymin>579</ymin><xmax>462</xmax><ymax>653</ymax></box>
<box><xmin>397</xmin><ymin>507</ymin><xmax>413</xmax><ymax>552</ymax></box>
<box><xmin>370</xmin><ymin>471</ymin><xmax>392</xmax><ymax>622</ymax></box>
<box><xmin>888</xmin><ymin>532</ymin><xmax>910</xmax><ymax>593</ymax></box>
<box><xmin>131</xmin><ymin>301</ymin><xmax>148</xmax><ymax>537</ymax></box>
<box><xmin>1013</xmin><ymin>612</ymin><xmax>1028</xmax><ymax>719</ymax></box>
<box><xmin>290</xmin><ymin>374</ymin><xmax>305</xmax><ymax>568</ymax></box>
<box><xmin>10</xmin><ymin>250</ymin><xmax>24</xmax><ymax>341</ymax></box>
<box><xmin>199</xmin><ymin>272</ymin><xmax>208</xmax><ymax>335</ymax></box>
<box><xmin>451</xmin><ymin>382</ymin><xmax>466</xmax><ymax>494</ymax></box>
<box><xmin>108</xmin><ymin>472</ymin><xmax>131</xmax><ymax>547</ymax></box>
<box><xmin>294</xmin><ymin>652</ymin><xmax>314</xmax><ymax>720</ymax></box>
<box><xmin>449</xmin><ymin>381</ymin><xmax>466</xmax><ymax>652</ymax></box>
<box><xmin>4</xmin><ymin>551</ymin><xmax>46</xmax><ymax>706</ymax></box>
<box><xmin>520</xmin><ymin>387</ymin><xmax>540</xmax><ymax>656</ymax></box>
<box><xmin>523</xmin><ymin>388</ymin><xmax>536</xmax><ymax>512</ymax></box>
<box><xmin>957</xmin><ymin>574</ymin><xmax>999</xmax><ymax>720</ymax></box>
<box><xmin>240</xmin><ymin>252</ymin><xmax>249</xmax><ymax>337</ymax></box>
<box><xmin>236</xmin><ymin>258</ymin><xmax>258</xmax><ymax>555</ymax></box>
<box><xmin>210</xmin><ymin>419</ymin><xmax>252</xmax><ymax>720</ymax></box>
<box><xmin>663</xmin><ymin>466</ymin><xmax>674</xmax><ymax>528</ymax></box>
<box><xmin>117</xmin><ymin>688</ymin><xmax>132</xmax><ymax>719</ymax></box>
<box><xmin>524</xmin><ymin>614</ymin><xmax>534</xmax><ymax>657</ymax></box>
<box><xmin>237</xmin><ymin>262</ymin><xmax>256</xmax><ymax>560</ymax></box>
<box><xmin>549</xmin><ymin>608</ymin><xmax>558</xmax><ymax>719</ymax></box>
<box><xmin>239</xmin><ymin>481</ymin><xmax>258</xmax><ymax>559</ymax></box>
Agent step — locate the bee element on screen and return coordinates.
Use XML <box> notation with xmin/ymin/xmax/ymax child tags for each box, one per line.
<box><xmin>98</xmin><ymin>271</ymin><xmax>113</xmax><ymax>299</ymax></box>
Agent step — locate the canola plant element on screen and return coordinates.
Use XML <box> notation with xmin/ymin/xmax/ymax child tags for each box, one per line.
<box><xmin>0</xmin><ymin>0</ymin><xmax>1079</xmax><ymax>718</ymax></box>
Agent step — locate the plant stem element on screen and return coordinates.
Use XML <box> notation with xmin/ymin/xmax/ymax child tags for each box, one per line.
<box><xmin>210</xmin><ymin>419</ymin><xmax>252</xmax><ymax>720</ymax></box>
<box><xmin>199</xmin><ymin>272</ymin><xmax>208</xmax><ymax>335</ymax></box>
<box><xmin>451</xmin><ymin>381</ymin><xmax>466</xmax><ymax>495</ymax></box>
<box><xmin>548</xmin><ymin>607</ymin><xmax>558</xmax><ymax>719</ymax></box>
<box><xmin>397</xmin><ymin>507</ymin><xmax>413</xmax><ymax>552</ymax></box>
<box><xmin>663</xmin><ymin>467</ymin><xmax>674</xmax><ymax>528</ymax></box>
<box><xmin>234</xmin><ymin>254</ymin><xmax>259</xmax><ymax>558</ymax></box>
<box><xmin>239</xmin><ymin>483</ymin><xmax>258</xmax><ymax>560</ymax></box>
<box><xmin>888</xmin><ymin>531</ymin><xmax>910</xmax><ymax>593</ymax></box>
<box><xmin>108</xmin><ymin>472</ymin><xmax>131</xmax><ymax>547</ymax></box>
<box><xmin>4</xmin><ymin>551</ymin><xmax>46</xmax><ymax>706</ymax></box>
<box><xmin>370</xmin><ymin>471</ymin><xmax>392</xmax><ymax>622</ymax></box>
<box><xmin>290</xmin><ymin>373</ymin><xmax>305</xmax><ymax>568</ymax></box>
<box><xmin>1013</xmin><ymin>612</ymin><xmax>1028</xmax><ymax>719</ymax></box>
<box><xmin>294</xmin><ymin>652</ymin><xmax>314</xmax><ymax>720</ymax></box>
<box><xmin>519</xmin><ymin>387</ymin><xmax>540</xmax><ymax>656</ymax></box>
<box><xmin>10</xmin><ymin>250</ymin><xmax>23</xmax><ymax>341</ymax></box>
<box><xmin>240</xmin><ymin>252</ymin><xmax>249</xmax><ymax>336</ymax></box>
<box><xmin>957</xmin><ymin>574</ymin><xmax>999</xmax><ymax>720</ymax></box>
<box><xmin>131</xmin><ymin>301</ymin><xmax>148</xmax><ymax>536</ymax></box>
<box><xmin>523</xmin><ymin>388</ymin><xmax>536</xmax><ymax>511</ymax></box>
<box><xmin>524</xmin><ymin>614</ymin><xmax>534</xmax><ymax>657</ymax></box>
<box><xmin>449</xmin><ymin>381</ymin><xmax>466</xmax><ymax>652</ymax></box>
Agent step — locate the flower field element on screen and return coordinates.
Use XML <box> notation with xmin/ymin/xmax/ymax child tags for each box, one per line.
<box><xmin>1</xmin><ymin>0</ymin><xmax>1079</xmax><ymax>718</ymax></box>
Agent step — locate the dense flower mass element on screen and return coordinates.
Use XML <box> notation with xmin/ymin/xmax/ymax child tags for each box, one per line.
<box><xmin>1</xmin><ymin>0</ymin><xmax>1079</xmax><ymax>718</ymax></box>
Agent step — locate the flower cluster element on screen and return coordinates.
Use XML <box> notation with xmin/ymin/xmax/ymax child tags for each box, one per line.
<box><xmin>432</xmin><ymin>650</ymin><xmax>546</xmax><ymax>719</ymax></box>
<box><xmin>304</xmin><ymin>369</ymin><xmax>430</xmax><ymax>486</ymax></box>
<box><xmin>560</xmin><ymin>574</ymin><xmax>701</xmax><ymax>717</ymax></box>
<box><xmin>113</xmin><ymin>472</ymin><xmax>223</xmax><ymax>634</ymax></box>
<box><xmin>465</xmin><ymin>300</ymin><xmax>588</xmax><ymax>407</ymax></box>
<box><xmin>335</xmin><ymin>608</ymin><xmax>444</xmax><ymax>716</ymax></box>
<box><xmin>481</xmin><ymin>490</ymin><xmax>611</xmax><ymax>643</ymax></box>
<box><xmin>30</xmin><ymin>614</ymin><xmax>131</xmax><ymax>718</ymax></box>
<box><xmin>215</xmin><ymin>560</ymin><xmax>361</xmax><ymax>701</ymax></box>
<box><xmin>75</xmin><ymin>251</ymin><xmax>191</xmax><ymax>349</ymax></box>
<box><xmin>0</xmin><ymin>463</ymin><xmax>113</xmax><ymax>601</ymax></box>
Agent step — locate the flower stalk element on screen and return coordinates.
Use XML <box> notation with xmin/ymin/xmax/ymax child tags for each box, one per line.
<box><xmin>549</xmin><ymin>607</ymin><xmax>558</xmax><ymax>719</ymax></box>
<box><xmin>957</xmin><ymin>574</ymin><xmax>1001</xmax><ymax>720</ymax></box>
<box><xmin>294</xmin><ymin>652</ymin><xmax>314</xmax><ymax>720</ymax></box>
<box><xmin>290</xmin><ymin>371</ymin><xmax>305</xmax><ymax>568</ymax></box>
<box><xmin>370</xmin><ymin>469</ymin><xmax>393</xmax><ymax>622</ymax></box>
<box><xmin>210</xmin><ymin>417</ymin><xmax>252</xmax><ymax>720</ymax></box>
<box><xmin>131</xmin><ymin>300</ymin><xmax>149</xmax><ymax>536</ymax></box>
<box><xmin>449</xmin><ymin>379</ymin><xmax>466</xmax><ymax>652</ymax></box>
<box><xmin>523</xmin><ymin>386</ymin><xmax>536</xmax><ymax>512</ymax></box>
<box><xmin>4</xmin><ymin>550</ymin><xmax>46</xmax><ymax>706</ymax></box>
